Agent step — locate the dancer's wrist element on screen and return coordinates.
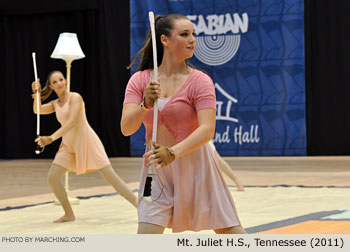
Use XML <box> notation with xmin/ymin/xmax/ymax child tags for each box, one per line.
<box><xmin>50</xmin><ymin>134</ymin><xmax>57</xmax><ymax>142</ymax></box>
<box><xmin>140</xmin><ymin>98</ymin><xmax>152</xmax><ymax>112</ymax></box>
<box><xmin>167</xmin><ymin>147</ymin><xmax>176</xmax><ymax>160</ymax></box>
<box><xmin>140</xmin><ymin>100</ymin><xmax>150</xmax><ymax>112</ymax></box>
<box><xmin>143</xmin><ymin>97</ymin><xmax>153</xmax><ymax>109</ymax></box>
<box><xmin>32</xmin><ymin>92</ymin><xmax>40</xmax><ymax>99</ymax></box>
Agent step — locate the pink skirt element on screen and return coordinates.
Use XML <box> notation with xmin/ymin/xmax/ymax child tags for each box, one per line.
<box><xmin>138</xmin><ymin>126</ymin><xmax>241</xmax><ymax>232</ymax></box>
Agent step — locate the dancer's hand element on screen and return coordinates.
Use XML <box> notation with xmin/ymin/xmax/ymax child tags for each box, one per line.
<box><xmin>35</xmin><ymin>136</ymin><xmax>53</xmax><ymax>147</ymax></box>
<box><xmin>144</xmin><ymin>80</ymin><xmax>161</xmax><ymax>108</ymax></box>
<box><xmin>32</xmin><ymin>79</ymin><xmax>41</xmax><ymax>93</ymax></box>
<box><xmin>143</xmin><ymin>141</ymin><xmax>176</xmax><ymax>169</ymax></box>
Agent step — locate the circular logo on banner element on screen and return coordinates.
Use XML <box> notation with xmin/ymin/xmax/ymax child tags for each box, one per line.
<box><xmin>194</xmin><ymin>34</ymin><xmax>241</xmax><ymax>66</ymax></box>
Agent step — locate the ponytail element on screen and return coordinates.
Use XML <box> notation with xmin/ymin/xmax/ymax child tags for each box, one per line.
<box><xmin>128</xmin><ymin>14</ymin><xmax>190</xmax><ymax>71</ymax></box>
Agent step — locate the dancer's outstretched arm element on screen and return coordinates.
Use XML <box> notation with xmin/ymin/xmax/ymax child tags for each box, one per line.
<box><xmin>36</xmin><ymin>93</ymin><xmax>82</xmax><ymax>148</ymax></box>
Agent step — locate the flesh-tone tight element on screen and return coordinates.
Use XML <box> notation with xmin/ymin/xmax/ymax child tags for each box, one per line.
<box><xmin>47</xmin><ymin>164</ymin><xmax>137</xmax><ymax>222</ymax></box>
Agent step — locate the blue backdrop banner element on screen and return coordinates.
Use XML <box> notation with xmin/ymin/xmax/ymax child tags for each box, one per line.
<box><xmin>129</xmin><ymin>0</ymin><xmax>306</xmax><ymax>156</ymax></box>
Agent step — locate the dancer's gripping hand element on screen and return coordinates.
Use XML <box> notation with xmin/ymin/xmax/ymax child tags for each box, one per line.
<box><xmin>143</xmin><ymin>141</ymin><xmax>176</xmax><ymax>169</ymax></box>
<box><xmin>31</xmin><ymin>79</ymin><xmax>41</xmax><ymax>93</ymax></box>
<box><xmin>144</xmin><ymin>80</ymin><xmax>161</xmax><ymax>108</ymax></box>
<box><xmin>35</xmin><ymin>136</ymin><xmax>53</xmax><ymax>147</ymax></box>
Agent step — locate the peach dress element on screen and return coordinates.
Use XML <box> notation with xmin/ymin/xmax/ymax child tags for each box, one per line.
<box><xmin>52</xmin><ymin>93</ymin><xmax>110</xmax><ymax>175</ymax></box>
<box><xmin>124</xmin><ymin>69</ymin><xmax>241</xmax><ymax>232</ymax></box>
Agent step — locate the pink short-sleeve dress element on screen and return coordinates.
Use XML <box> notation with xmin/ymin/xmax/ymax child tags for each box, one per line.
<box><xmin>52</xmin><ymin>93</ymin><xmax>110</xmax><ymax>175</ymax></box>
<box><xmin>124</xmin><ymin>69</ymin><xmax>241</xmax><ymax>232</ymax></box>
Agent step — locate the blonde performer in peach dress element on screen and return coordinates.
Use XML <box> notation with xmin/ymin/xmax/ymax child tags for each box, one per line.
<box><xmin>32</xmin><ymin>70</ymin><xmax>137</xmax><ymax>223</ymax></box>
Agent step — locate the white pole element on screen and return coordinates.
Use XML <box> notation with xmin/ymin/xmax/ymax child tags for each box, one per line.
<box><xmin>143</xmin><ymin>11</ymin><xmax>159</xmax><ymax>203</ymax></box>
<box><xmin>32</xmin><ymin>52</ymin><xmax>43</xmax><ymax>155</ymax></box>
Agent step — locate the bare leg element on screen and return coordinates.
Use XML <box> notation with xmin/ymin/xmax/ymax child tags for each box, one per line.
<box><xmin>215</xmin><ymin>151</ymin><xmax>244</xmax><ymax>191</ymax></box>
<box><xmin>137</xmin><ymin>222</ymin><xmax>165</xmax><ymax>234</ymax></box>
<box><xmin>47</xmin><ymin>164</ymin><xmax>75</xmax><ymax>223</ymax></box>
<box><xmin>98</xmin><ymin>165</ymin><xmax>138</xmax><ymax>208</ymax></box>
<box><xmin>214</xmin><ymin>225</ymin><xmax>247</xmax><ymax>234</ymax></box>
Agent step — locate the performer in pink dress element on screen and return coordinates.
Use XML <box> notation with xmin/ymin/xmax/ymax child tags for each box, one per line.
<box><xmin>121</xmin><ymin>14</ymin><xmax>246</xmax><ymax>234</ymax></box>
<box><xmin>32</xmin><ymin>71</ymin><xmax>137</xmax><ymax>223</ymax></box>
